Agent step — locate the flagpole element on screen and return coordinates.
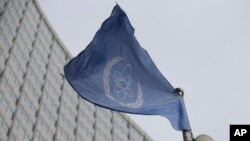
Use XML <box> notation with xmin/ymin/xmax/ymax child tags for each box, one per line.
<box><xmin>182</xmin><ymin>130</ymin><xmax>194</xmax><ymax>141</ymax></box>
<box><xmin>175</xmin><ymin>88</ymin><xmax>194</xmax><ymax>141</ymax></box>
<box><xmin>176</xmin><ymin>88</ymin><xmax>214</xmax><ymax>141</ymax></box>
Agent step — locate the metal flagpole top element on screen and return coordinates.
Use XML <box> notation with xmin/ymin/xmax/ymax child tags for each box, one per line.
<box><xmin>175</xmin><ymin>87</ymin><xmax>213</xmax><ymax>141</ymax></box>
<box><xmin>182</xmin><ymin>131</ymin><xmax>194</xmax><ymax>141</ymax></box>
<box><xmin>175</xmin><ymin>87</ymin><xmax>185</xmax><ymax>96</ymax></box>
<box><xmin>175</xmin><ymin>87</ymin><xmax>194</xmax><ymax>141</ymax></box>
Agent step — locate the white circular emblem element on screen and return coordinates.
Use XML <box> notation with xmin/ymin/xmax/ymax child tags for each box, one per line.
<box><xmin>103</xmin><ymin>56</ymin><xmax>144</xmax><ymax>108</ymax></box>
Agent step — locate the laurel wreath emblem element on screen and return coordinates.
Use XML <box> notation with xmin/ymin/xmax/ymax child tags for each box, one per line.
<box><xmin>103</xmin><ymin>56</ymin><xmax>144</xmax><ymax>108</ymax></box>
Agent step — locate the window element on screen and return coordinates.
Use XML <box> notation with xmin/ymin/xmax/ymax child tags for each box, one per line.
<box><xmin>3</xmin><ymin>122</ymin><xmax>8</xmax><ymax>134</ymax></box>
<box><xmin>0</xmin><ymin>1</ymin><xmax>5</xmax><ymax>12</ymax></box>
<box><xmin>43</xmin><ymin>121</ymin><xmax>49</xmax><ymax>131</ymax></box>
<box><xmin>25</xmin><ymin>95</ymin><xmax>32</xmax><ymax>108</ymax></box>
<box><xmin>8</xmin><ymin>134</ymin><xmax>16</xmax><ymax>141</ymax></box>
<box><xmin>48</xmin><ymin>129</ymin><xmax>53</xmax><ymax>140</ymax></box>
<box><xmin>76</xmin><ymin>135</ymin><xmax>82</xmax><ymax>141</ymax></box>
<box><xmin>31</xmin><ymin>106</ymin><xmax>36</xmax><ymax>115</ymax></box>
<box><xmin>24</xmin><ymin>135</ymin><xmax>30</xmax><ymax>141</ymax></box>
<box><xmin>43</xmin><ymin>105</ymin><xmax>52</xmax><ymax>120</ymax></box>
<box><xmin>8</xmin><ymin>85</ymin><xmax>16</xmax><ymax>102</ymax></box>
<box><xmin>33</xmin><ymin>131</ymin><xmax>40</xmax><ymax>141</ymax></box>
<box><xmin>0</xmin><ymin>90</ymin><xmax>3</xmax><ymax>101</ymax></box>
<box><xmin>40</xmin><ymin>136</ymin><xmax>46</xmax><ymax>141</ymax></box>
<box><xmin>6</xmin><ymin>106</ymin><xmax>13</xmax><ymax>119</ymax></box>
<box><xmin>22</xmin><ymin>109</ymin><xmax>28</xmax><ymax>122</ymax></box>
<box><xmin>1</xmin><ymin>76</ymin><xmax>8</xmax><ymax>88</ymax></box>
<box><xmin>28</xmin><ymin>119</ymin><xmax>33</xmax><ymax>130</ymax></box>
<box><xmin>19</xmin><ymin>126</ymin><xmax>25</xmax><ymax>139</ymax></box>
<box><xmin>0</xmin><ymin>114</ymin><xmax>3</xmax><ymax>126</ymax></box>
<box><xmin>1</xmin><ymin>97</ymin><xmax>8</xmax><ymax>111</ymax></box>
<box><xmin>13</xmin><ymin>119</ymin><xmax>20</xmax><ymax>129</ymax></box>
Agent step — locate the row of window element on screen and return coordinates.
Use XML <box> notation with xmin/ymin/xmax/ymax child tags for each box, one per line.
<box><xmin>38</xmin><ymin>21</ymin><xmax>53</xmax><ymax>43</ymax></box>
<box><xmin>95</xmin><ymin>108</ymin><xmax>113</xmax><ymax>123</ymax></box>
<box><xmin>36</xmin><ymin>30</ymin><xmax>52</xmax><ymax>51</ymax></box>
<box><xmin>0</xmin><ymin>52</ymin><xmax>5</xmax><ymax>73</ymax></box>
<box><xmin>129</xmin><ymin>126</ymin><xmax>144</xmax><ymax>141</ymax></box>
<box><xmin>79</xmin><ymin>96</ymin><xmax>95</xmax><ymax>108</ymax></box>
<box><xmin>32</xmin><ymin>51</ymin><xmax>59</xmax><ymax>140</ymax></box>
<box><xmin>12</xmin><ymin>118</ymin><xmax>31</xmax><ymax>141</ymax></box>
<box><xmin>15</xmin><ymin>104</ymin><xmax>34</xmax><ymax>133</ymax></box>
<box><xmin>113</xmin><ymin>112</ymin><xmax>129</xmax><ymax>129</ymax></box>
<box><xmin>77</xmin><ymin>112</ymin><xmax>95</xmax><ymax>131</ymax></box>
<box><xmin>22</xmin><ymin>91</ymin><xmax>38</xmax><ymax>117</ymax></box>
<box><xmin>13</xmin><ymin>3</ymin><xmax>41</xmax><ymax>44</ymax></box>
<box><xmin>0</xmin><ymin>0</ymin><xmax>7</xmax><ymax>13</ymax></box>
<box><xmin>34</xmin><ymin>37</ymin><xmax>51</xmax><ymax>56</ymax></box>
<box><xmin>61</xmin><ymin>93</ymin><xmax>77</xmax><ymax>114</ymax></box>
<box><xmin>0</xmin><ymin>113</ymin><xmax>9</xmax><ymax>135</ymax></box>
<box><xmin>47</xmin><ymin>68</ymin><xmax>61</xmax><ymax>84</ymax></box>
<box><xmin>113</xmin><ymin>134</ymin><xmax>129</xmax><ymax>141</ymax></box>
<box><xmin>19</xmin><ymin>18</ymin><xmax>38</xmax><ymax>42</ymax></box>
<box><xmin>12</xmin><ymin>45</ymin><xmax>30</xmax><ymax>74</ymax></box>
<box><xmin>35</xmin><ymin>36</ymin><xmax>50</xmax><ymax>52</ymax></box>
<box><xmin>0</xmin><ymin>16</ymin><xmax>16</xmax><ymax>45</ymax></box>
<box><xmin>2</xmin><ymin>64</ymin><xmax>22</xmax><ymax>93</ymax></box>
<box><xmin>0</xmin><ymin>76</ymin><xmax>19</xmax><ymax>109</ymax></box>
<box><xmin>58</xmin><ymin>104</ymin><xmax>76</xmax><ymax>131</ymax></box>
<box><xmin>56</xmin><ymin>124</ymin><xmax>74</xmax><ymax>141</ymax></box>
<box><xmin>51</xmin><ymin>42</ymin><xmax>67</xmax><ymax>62</ymax></box>
<box><xmin>33</xmin><ymin>130</ymin><xmax>46</xmax><ymax>141</ymax></box>
<box><xmin>43</xmin><ymin>79</ymin><xmax>61</xmax><ymax>99</ymax></box>
<box><xmin>36</xmin><ymin>116</ymin><xmax>54</xmax><ymax>140</ymax></box>
<box><xmin>2</xmin><ymin>6</ymin><xmax>19</xmax><ymax>35</ymax></box>
<box><xmin>42</xmin><ymin>90</ymin><xmax>59</xmax><ymax>114</ymax></box>
<box><xmin>113</xmin><ymin>124</ymin><xmax>129</xmax><ymax>140</ymax></box>
<box><xmin>29</xmin><ymin>59</ymin><xmax>45</xmax><ymax>80</ymax></box>
<box><xmin>0</xmin><ymin>75</ymin><xmax>18</xmax><ymax>103</ymax></box>
<box><xmin>75</xmin><ymin>126</ymin><xmax>94</xmax><ymax>141</ymax></box>
<box><xmin>7</xmin><ymin>0</ymin><xmax>25</xmax><ymax>24</ymax></box>
<box><xmin>12</xmin><ymin>0</ymin><xmax>28</xmax><ymax>14</ymax></box>
<box><xmin>20</xmin><ymin>16</ymin><xmax>39</xmax><ymax>42</ymax></box>
<box><xmin>7</xmin><ymin>53</ymin><xmax>26</xmax><ymax>83</ymax></box>
<box><xmin>39</xmin><ymin>103</ymin><xmax>57</xmax><ymax>125</ymax></box>
<box><xmin>51</xmin><ymin>50</ymin><xmax>66</xmax><ymax>66</ymax></box>
<box><xmin>48</xmin><ymin>54</ymin><xmax>65</xmax><ymax>75</ymax></box>
<box><xmin>62</xmin><ymin>89</ymin><xmax>78</xmax><ymax>109</ymax></box>
<box><xmin>95</xmin><ymin>129</ymin><xmax>112</xmax><ymax>141</ymax></box>
<box><xmin>31</xmin><ymin>46</ymin><xmax>49</xmax><ymax>73</ymax></box>
<box><xmin>25</xmin><ymin>69</ymin><xmax>44</xmax><ymax>92</ymax></box>
<box><xmin>0</xmin><ymin>91</ymin><xmax>13</xmax><ymax>122</ymax></box>
<box><xmin>0</xmin><ymin>31</ymin><xmax>12</xmax><ymax>55</ymax></box>
<box><xmin>14</xmin><ymin>32</ymin><xmax>33</xmax><ymax>53</ymax></box>
<box><xmin>0</xmin><ymin>113</ymin><xmax>8</xmax><ymax>135</ymax></box>
<box><xmin>22</xmin><ymin>79</ymin><xmax>41</xmax><ymax>101</ymax></box>
<box><xmin>27</xmin><ymin>1</ymin><xmax>40</xmax><ymax>23</ymax></box>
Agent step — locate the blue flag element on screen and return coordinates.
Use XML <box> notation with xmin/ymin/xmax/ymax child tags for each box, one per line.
<box><xmin>64</xmin><ymin>5</ymin><xmax>191</xmax><ymax>131</ymax></box>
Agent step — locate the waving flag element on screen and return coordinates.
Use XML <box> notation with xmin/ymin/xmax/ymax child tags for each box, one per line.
<box><xmin>64</xmin><ymin>5</ymin><xmax>191</xmax><ymax>131</ymax></box>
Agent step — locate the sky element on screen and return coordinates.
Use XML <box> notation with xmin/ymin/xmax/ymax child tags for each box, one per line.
<box><xmin>37</xmin><ymin>0</ymin><xmax>250</xmax><ymax>140</ymax></box>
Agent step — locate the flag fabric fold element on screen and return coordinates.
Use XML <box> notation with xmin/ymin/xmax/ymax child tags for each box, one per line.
<box><xmin>64</xmin><ymin>5</ymin><xmax>191</xmax><ymax>131</ymax></box>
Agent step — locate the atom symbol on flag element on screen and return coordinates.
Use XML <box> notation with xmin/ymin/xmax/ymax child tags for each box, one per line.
<box><xmin>113</xmin><ymin>64</ymin><xmax>133</xmax><ymax>100</ymax></box>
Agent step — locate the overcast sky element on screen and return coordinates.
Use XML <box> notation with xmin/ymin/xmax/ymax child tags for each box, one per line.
<box><xmin>37</xmin><ymin>0</ymin><xmax>250</xmax><ymax>140</ymax></box>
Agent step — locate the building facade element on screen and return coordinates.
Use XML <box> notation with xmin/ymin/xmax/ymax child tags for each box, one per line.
<box><xmin>0</xmin><ymin>0</ymin><xmax>153</xmax><ymax>141</ymax></box>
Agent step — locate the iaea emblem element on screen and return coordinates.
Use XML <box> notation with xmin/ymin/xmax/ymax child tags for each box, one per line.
<box><xmin>103</xmin><ymin>56</ymin><xmax>144</xmax><ymax>108</ymax></box>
